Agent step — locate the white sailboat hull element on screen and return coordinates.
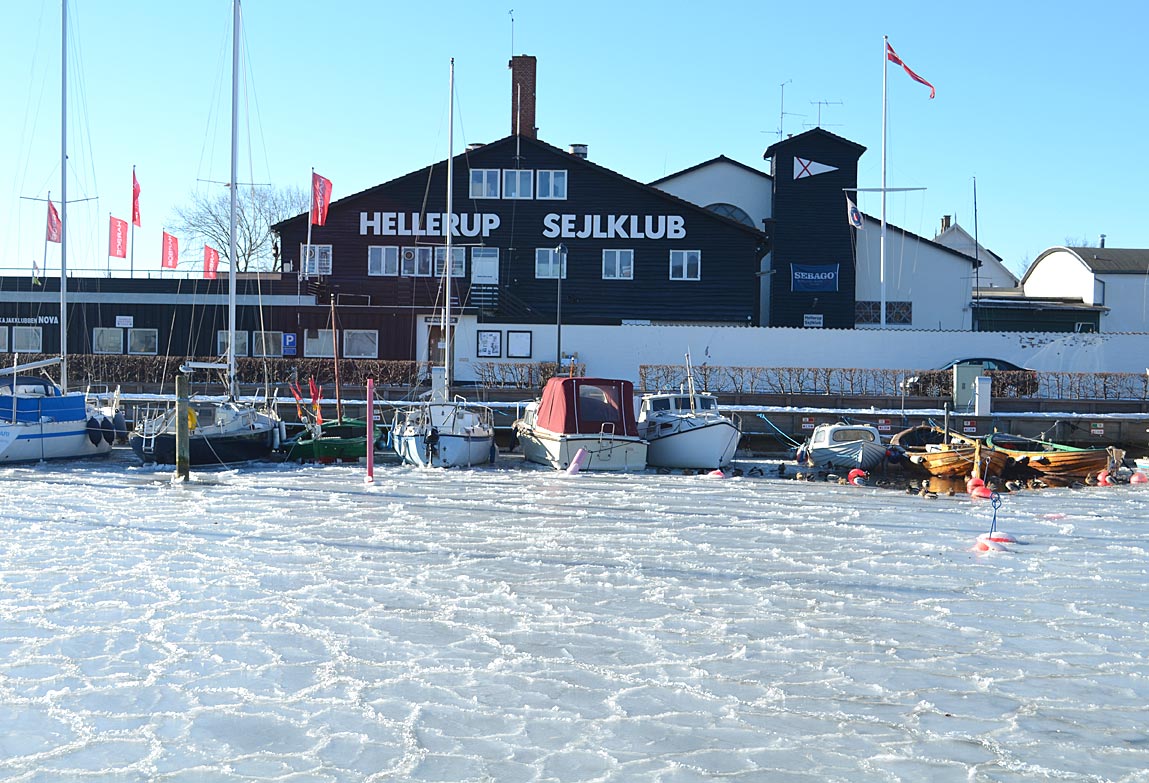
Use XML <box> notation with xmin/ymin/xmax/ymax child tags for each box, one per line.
<box><xmin>643</xmin><ymin>416</ymin><xmax>740</xmax><ymax>469</ymax></box>
<box><xmin>516</xmin><ymin>425</ymin><xmax>647</xmax><ymax>472</ymax></box>
<box><xmin>392</xmin><ymin>402</ymin><xmax>495</xmax><ymax>468</ymax></box>
<box><xmin>0</xmin><ymin>418</ymin><xmax>112</xmax><ymax>463</ymax></box>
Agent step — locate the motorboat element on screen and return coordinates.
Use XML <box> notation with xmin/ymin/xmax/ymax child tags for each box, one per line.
<box><xmin>638</xmin><ymin>390</ymin><xmax>741</xmax><ymax>469</ymax></box>
<box><xmin>514</xmin><ymin>376</ymin><xmax>647</xmax><ymax>472</ymax></box>
<box><xmin>0</xmin><ymin>374</ymin><xmax>119</xmax><ymax>463</ymax></box>
<box><xmin>796</xmin><ymin>421</ymin><xmax>887</xmax><ymax>471</ymax></box>
<box><xmin>392</xmin><ymin>391</ymin><xmax>496</xmax><ymax>468</ymax></box>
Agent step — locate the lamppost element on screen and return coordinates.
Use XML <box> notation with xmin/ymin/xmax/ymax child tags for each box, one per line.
<box><xmin>555</xmin><ymin>243</ymin><xmax>566</xmax><ymax>367</ymax></box>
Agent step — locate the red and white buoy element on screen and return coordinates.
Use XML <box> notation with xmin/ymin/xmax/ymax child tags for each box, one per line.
<box><xmin>705</xmin><ymin>469</ymin><xmax>726</xmax><ymax>479</ymax></box>
<box><xmin>1131</xmin><ymin>471</ymin><xmax>1148</xmax><ymax>485</ymax></box>
<box><xmin>848</xmin><ymin>468</ymin><xmax>867</xmax><ymax>486</ymax></box>
<box><xmin>975</xmin><ymin>531</ymin><xmax>1016</xmax><ymax>551</ymax></box>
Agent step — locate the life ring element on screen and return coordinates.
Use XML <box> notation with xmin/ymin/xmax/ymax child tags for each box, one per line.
<box><xmin>848</xmin><ymin>468</ymin><xmax>867</xmax><ymax>486</ymax></box>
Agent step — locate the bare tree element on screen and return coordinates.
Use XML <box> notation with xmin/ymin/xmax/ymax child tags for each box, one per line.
<box><xmin>1064</xmin><ymin>236</ymin><xmax>1098</xmax><ymax>249</ymax></box>
<box><xmin>173</xmin><ymin>185</ymin><xmax>307</xmax><ymax>272</ymax></box>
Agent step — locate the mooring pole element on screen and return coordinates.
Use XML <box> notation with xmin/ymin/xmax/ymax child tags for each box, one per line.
<box><xmin>365</xmin><ymin>377</ymin><xmax>375</xmax><ymax>483</ymax></box>
<box><xmin>175</xmin><ymin>374</ymin><xmax>190</xmax><ymax>481</ymax></box>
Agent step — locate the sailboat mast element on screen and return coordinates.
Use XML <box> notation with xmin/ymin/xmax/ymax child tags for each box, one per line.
<box><xmin>227</xmin><ymin>0</ymin><xmax>240</xmax><ymax>399</ymax></box>
<box><xmin>443</xmin><ymin>58</ymin><xmax>454</xmax><ymax>393</ymax></box>
<box><xmin>880</xmin><ymin>34</ymin><xmax>888</xmax><ymax>329</ymax></box>
<box><xmin>60</xmin><ymin>0</ymin><xmax>69</xmax><ymax>393</ymax></box>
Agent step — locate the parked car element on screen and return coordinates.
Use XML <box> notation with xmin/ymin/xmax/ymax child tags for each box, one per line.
<box><xmin>902</xmin><ymin>358</ymin><xmax>1039</xmax><ymax>397</ymax></box>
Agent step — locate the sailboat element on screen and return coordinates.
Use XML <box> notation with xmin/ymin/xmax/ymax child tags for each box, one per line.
<box><xmin>391</xmin><ymin>59</ymin><xmax>496</xmax><ymax>468</ymax></box>
<box><xmin>1</xmin><ymin>0</ymin><xmax>119</xmax><ymax>465</ymax></box>
<box><xmin>129</xmin><ymin>0</ymin><xmax>282</xmax><ymax>466</ymax></box>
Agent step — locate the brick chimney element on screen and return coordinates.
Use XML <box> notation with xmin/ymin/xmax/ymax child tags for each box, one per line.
<box><xmin>508</xmin><ymin>55</ymin><xmax>537</xmax><ymax>138</ymax></box>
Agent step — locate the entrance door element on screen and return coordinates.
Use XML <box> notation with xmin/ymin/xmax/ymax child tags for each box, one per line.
<box><xmin>427</xmin><ymin>323</ymin><xmax>455</xmax><ymax>368</ymax></box>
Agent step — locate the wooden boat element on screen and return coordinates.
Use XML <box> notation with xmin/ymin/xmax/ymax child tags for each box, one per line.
<box><xmin>797</xmin><ymin>421</ymin><xmax>887</xmax><ymax>471</ymax></box>
<box><xmin>282</xmin><ymin>417</ymin><xmax>377</xmax><ymax>464</ymax></box>
<box><xmin>984</xmin><ymin>433</ymin><xmax>1122</xmax><ymax>482</ymax></box>
<box><xmin>514</xmin><ymin>377</ymin><xmax>647</xmax><ymax>472</ymax></box>
<box><xmin>891</xmin><ymin>425</ymin><xmax>1008</xmax><ymax>479</ymax></box>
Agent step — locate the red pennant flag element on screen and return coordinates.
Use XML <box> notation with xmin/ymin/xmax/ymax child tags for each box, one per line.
<box><xmin>161</xmin><ymin>231</ymin><xmax>179</xmax><ymax>269</ymax></box>
<box><xmin>886</xmin><ymin>42</ymin><xmax>935</xmax><ymax>99</ymax></box>
<box><xmin>308</xmin><ymin>377</ymin><xmax>324</xmax><ymax>425</ymax></box>
<box><xmin>109</xmin><ymin>216</ymin><xmax>128</xmax><ymax>258</ymax></box>
<box><xmin>132</xmin><ymin>170</ymin><xmax>141</xmax><ymax>226</ymax></box>
<box><xmin>46</xmin><ymin>200</ymin><xmax>62</xmax><ymax>243</ymax></box>
<box><xmin>203</xmin><ymin>244</ymin><xmax>220</xmax><ymax>279</ymax></box>
<box><xmin>311</xmin><ymin>172</ymin><xmax>332</xmax><ymax>226</ymax></box>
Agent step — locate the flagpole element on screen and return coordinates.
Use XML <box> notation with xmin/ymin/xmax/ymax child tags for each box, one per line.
<box><xmin>60</xmin><ymin>0</ymin><xmax>69</xmax><ymax>392</ymax></box>
<box><xmin>880</xmin><ymin>35</ymin><xmax>888</xmax><ymax>329</ymax></box>
<box><xmin>303</xmin><ymin>167</ymin><xmax>314</xmax><ymax>282</ymax></box>
<box><xmin>130</xmin><ymin>164</ymin><xmax>136</xmax><ymax>278</ymax></box>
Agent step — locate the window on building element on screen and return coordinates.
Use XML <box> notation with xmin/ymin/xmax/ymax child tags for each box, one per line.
<box><xmin>301</xmin><ymin>244</ymin><xmax>333</xmax><ymax>276</ymax></box>
<box><xmin>535</xmin><ymin>248</ymin><xmax>566</xmax><ymax>279</ymax></box>
<box><xmin>469</xmin><ymin>169</ymin><xmax>500</xmax><ymax>199</ymax></box>
<box><xmin>304</xmin><ymin>329</ymin><xmax>335</xmax><ymax>358</ymax></box>
<box><xmin>670</xmin><ymin>250</ymin><xmax>701</xmax><ymax>281</ymax></box>
<box><xmin>11</xmin><ymin>326</ymin><xmax>41</xmax><ymax>353</ymax></box>
<box><xmin>602</xmin><ymin>249</ymin><xmax>634</xmax><ymax>280</ymax></box>
<box><xmin>537</xmin><ymin>170</ymin><xmax>567</xmax><ymax>200</ymax></box>
<box><xmin>218</xmin><ymin>330</ymin><xmax>249</xmax><ymax>358</ymax></box>
<box><xmin>0</xmin><ymin>327</ymin><xmax>7</xmax><ymax>353</ymax></box>
<box><xmin>434</xmin><ymin>246</ymin><xmax>467</xmax><ymax>278</ymax></box>
<box><xmin>855</xmin><ymin>301</ymin><xmax>880</xmax><ymax>324</ymax></box>
<box><xmin>503</xmin><ymin>169</ymin><xmax>533</xmax><ymax>199</ymax></box>
<box><xmin>343</xmin><ymin>329</ymin><xmax>379</xmax><ymax>359</ymax></box>
<box><xmin>705</xmin><ymin>202</ymin><xmax>756</xmax><ymax>227</ymax></box>
<box><xmin>252</xmin><ymin>331</ymin><xmax>283</xmax><ymax>357</ymax></box>
<box><xmin>93</xmin><ymin>327</ymin><xmax>123</xmax><ymax>354</ymax></box>
<box><xmin>855</xmin><ymin>301</ymin><xmax>912</xmax><ymax>325</ymax></box>
<box><xmin>368</xmin><ymin>246</ymin><xmax>399</xmax><ymax>276</ymax></box>
<box><xmin>400</xmin><ymin>246</ymin><xmax>434</xmax><ymax>277</ymax></box>
<box><xmin>128</xmin><ymin>328</ymin><xmax>158</xmax><ymax>355</ymax></box>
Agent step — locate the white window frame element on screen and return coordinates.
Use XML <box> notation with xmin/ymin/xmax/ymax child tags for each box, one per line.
<box><xmin>343</xmin><ymin>329</ymin><xmax>379</xmax><ymax>359</ymax></box>
<box><xmin>670</xmin><ymin>249</ymin><xmax>701</xmax><ymax>281</ymax></box>
<box><xmin>400</xmin><ymin>246</ymin><xmax>434</xmax><ymax>277</ymax></box>
<box><xmin>503</xmin><ymin>169</ymin><xmax>533</xmax><ymax>199</ymax></box>
<box><xmin>434</xmin><ymin>246</ymin><xmax>467</xmax><ymax>278</ymax></box>
<box><xmin>535</xmin><ymin>248</ymin><xmax>566</xmax><ymax>279</ymax></box>
<box><xmin>12</xmin><ymin>326</ymin><xmax>42</xmax><ymax>353</ymax></box>
<box><xmin>602</xmin><ymin>249</ymin><xmax>634</xmax><ymax>280</ymax></box>
<box><xmin>253</xmin><ymin>331</ymin><xmax>284</xmax><ymax>358</ymax></box>
<box><xmin>0</xmin><ymin>327</ymin><xmax>7</xmax><ymax>353</ymax></box>
<box><xmin>128</xmin><ymin>328</ymin><xmax>159</xmax><ymax>356</ymax></box>
<box><xmin>471</xmin><ymin>247</ymin><xmax>500</xmax><ymax>284</ymax></box>
<box><xmin>368</xmin><ymin>245</ymin><xmax>399</xmax><ymax>276</ymax></box>
<box><xmin>217</xmin><ymin>330</ymin><xmax>249</xmax><ymax>358</ymax></box>
<box><xmin>304</xmin><ymin>329</ymin><xmax>335</xmax><ymax>358</ymax></box>
<box><xmin>537</xmin><ymin>169</ymin><xmax>568</xmax><ymax>200</ymax></box>
<box><xmin>300</xmin><ymin>243</ymin><xmax>333</xmax><ymax>276</ymax></box>
<box><xmin>469</xmin><ymin>169</ymin><xmax>500</xmax><ymax>199</ymax></box>
<box><xmin>92</xmin><ymin>327</ymin><xmax>123</xmax><ymax>354</ymax></box>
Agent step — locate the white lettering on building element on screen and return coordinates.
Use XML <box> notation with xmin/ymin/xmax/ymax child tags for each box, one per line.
<box><xmin>360</xmin><ymin>212</ymin><xmax>502</xmax><ymax>238</ymax></box>
<box><xmin>541</xmin><ymin>213</ymin><xmax>687</xmax><ymax>240</ymax></box>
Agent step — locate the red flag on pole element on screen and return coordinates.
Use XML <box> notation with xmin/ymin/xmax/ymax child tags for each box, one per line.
<box><xmin>132</xmin><ymin>170</ymin><xmax>141</xmax><ymax>226</ymax></box>
<box><xmin>311</xmin><ymin>172</ymin><xmax>332</xmax><ymax>226</ymax></box>
<box><xmin>203</xmin><ymin>244</ymin><xmax>220</xmax><ymax>279</ymax></box>
<box><xmin>886</xmin><ymin>42</ymin><xmax>935</xmax><ymax>99</ymax></box>
<box><xmin>109</xmin><ymin>216</ymin><xmax>128</xmax><ymax>258</ymax></box>
<box><xmin>46</xmin><ymin>200</ymin><xmax>62</xmax><ymax>243</ymax></box>
<box><xmin>161</xmin><ymin>231</ymin><xmax>179</xmax><ymax>269</ymax></box>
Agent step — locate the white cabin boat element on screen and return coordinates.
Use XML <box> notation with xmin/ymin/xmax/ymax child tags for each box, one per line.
<box><xmin>514</xmin><ymin>377</ymin><xmax>647</xmax><ymax>472</ymax></box>
<box><xmin>638</xmin><ymin>391</ymin><xmax>741</xmax><ymax>469</ymax></box>
<box><xmin>392</xmin><ymin>395</ymin><xmax>496</xmax><ymax>468</ymax></box>
<box><xmin>798</xmin><ymin>422</ymin><xmax>887</xmax><ymax>471</ymax></box>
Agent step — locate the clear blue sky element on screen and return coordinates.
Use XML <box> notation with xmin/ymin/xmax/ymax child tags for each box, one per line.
<box><xmin>3</xmin><ymin>0</ymin><xmax>1146</xmax><ymax>281</ymax></box>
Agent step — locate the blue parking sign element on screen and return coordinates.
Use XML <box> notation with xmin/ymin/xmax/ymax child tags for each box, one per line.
<box><xmin>283</xmin><ymin>333</ymin><xmax>297</xmax><ymax>356</ymax></box>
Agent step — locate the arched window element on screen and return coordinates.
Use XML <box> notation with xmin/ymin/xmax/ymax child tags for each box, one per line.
<box><xmin>705</xmin><ymin>203</ymin><xmax>755</xmax><ymax>227</ymax></box>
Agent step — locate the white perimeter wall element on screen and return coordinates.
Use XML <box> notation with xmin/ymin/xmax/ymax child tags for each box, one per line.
<box><xmin>447</xmin><ymin>320</ymin><xmax>1149</xmax><ymax>384</ymax></box>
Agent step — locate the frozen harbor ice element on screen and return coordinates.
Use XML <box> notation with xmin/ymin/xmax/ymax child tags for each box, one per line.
<box><xmin>2</xmin><ymin>450</ymin><xmax>1148</xmax><ymax>782</ymax></box>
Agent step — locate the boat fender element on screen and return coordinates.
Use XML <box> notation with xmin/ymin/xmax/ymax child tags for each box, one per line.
<box><xmin>100</xmin><ymin>415</ymin><xmax>115</xmax><ymax>444</ymax></box>
<box><xmin>1131</xmin><ymin>471</ymin><xmax>1148</xmax><ymax>484</ymax></box>
<box><xmin>848</xmin><ymin>468</ymin><xmax>867</xmax><ymax>486</ymax></box>
<box><xmin>272</xmin><ymin>422</ymin><xmax>281</xmax><ymax>451</ymax></box>
<box><xmin>566</xmin><ymin>448</ymin><xmax>589</xmax><ymax>475</ymax></box>
<box><xmin>86</xmin><ymin>417</ymin><xmax>102</xmax><ymax>446</ymax></box>
<box><xmin>706</xmin><ymin>469</ymin><xmax>725</xmax><ymax>479</ymax></box>
<box><xmin>112</xmin><ymin>411</ymin><xmax>128</xmax><ymax>441</ymax></box>
<box><xmin>489</xmin><ymin>442</ymin><xmax>498</xmax><ymax>464</ymax></box>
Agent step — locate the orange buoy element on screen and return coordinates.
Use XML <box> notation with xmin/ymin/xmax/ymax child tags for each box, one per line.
<box><xmin>848</xmin><ymin>468</ymin><xmax>867</xmax><ymax>486</ymax></box>
<box><xmin>1131</xmin><ymin>471</ymin><xmax>1148</xmax><ymax>484</ymax></box>
<box><xmin>1097</xmin><ymin>469</ymin><xmax>1114</xmax><ymax>486</ymax></box>
<box><xmin>967</xmin><ymin>476</ymin><xmax>985</xmax><ymax>491</ymax></box>
<box><xmin>970</xmin><ymin>485</ymin><xmax>993</xmax><ymax>499</ymax></box>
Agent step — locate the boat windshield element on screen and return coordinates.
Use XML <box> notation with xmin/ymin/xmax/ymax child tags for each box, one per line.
<box><xmin>578</xmin><ymin>384</ymin><xmax>623</xmax><ymax>423</ymax></box>
<box><xmin>832</xmin><ymin>429</ymin><xmax>876</xmax><ymax>443</ymax></box>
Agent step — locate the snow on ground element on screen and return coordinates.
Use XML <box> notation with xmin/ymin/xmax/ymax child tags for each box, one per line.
<box><xmin>1</xmin><ymin>451</ymin><xmax>1147</xmax><ymax>781</ymax></box>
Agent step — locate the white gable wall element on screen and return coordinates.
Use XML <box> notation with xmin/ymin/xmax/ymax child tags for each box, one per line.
<box><xmin>651</xmin><ymin>159</ymin><xmax>772</xmax><ymax>229</ymax></box>
<box><xmin>1023</xmin><ymin>249</ymin><xmax>1096</xmax><ymax>303</ymax></box>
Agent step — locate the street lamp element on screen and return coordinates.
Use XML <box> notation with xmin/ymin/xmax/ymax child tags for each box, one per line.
<box><xmin>555</xmin><ymin>243</ymin><xmax>566</xmax><ymax>367</ymax></box>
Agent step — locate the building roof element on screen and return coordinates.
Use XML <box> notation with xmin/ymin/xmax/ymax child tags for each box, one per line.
<box><xmin>762</xmin><ymin>127</ymin><xmax>867</xmax><ymax>159</ymax></box>
<box><xmin>648</xmin><ymin>155</ymin><xmax>772</xmax><ymax>187</ymax></box>
<box><xmin>1066</xmin><ymin>247</ymin><xmax>1149</xmax><ymax>274</ymax></box>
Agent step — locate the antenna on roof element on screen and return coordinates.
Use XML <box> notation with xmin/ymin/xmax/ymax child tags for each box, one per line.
<box><xmin>508</xmin><ymin>9</ymin><xmax>514</xmax><ymax>57</ymax></box>
<box><xmin>808</xmin><ymin>99</ymin><xmax>843</xmax><ymax>128</ymax></box>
